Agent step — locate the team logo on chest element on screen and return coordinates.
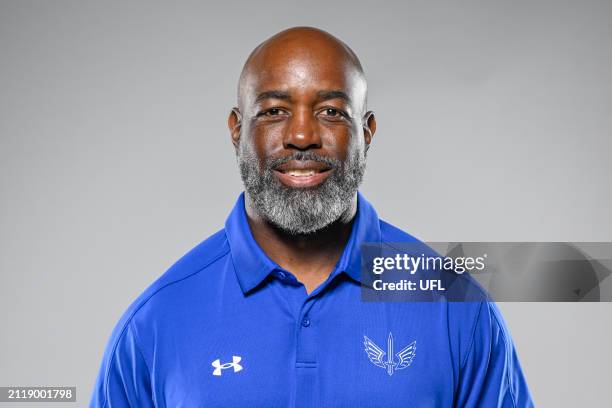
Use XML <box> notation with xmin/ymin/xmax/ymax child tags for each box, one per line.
<box><xmin>363</xmin><ymin>332</ymin><xmax>416</xmax><ymax>376</ymax></box>
<box><xmin>211</xmin><ymin>356</ymin><xmax>243</xmax><ymax>376</ymax></box>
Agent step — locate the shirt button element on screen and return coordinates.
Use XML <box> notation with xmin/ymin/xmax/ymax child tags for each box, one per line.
<box><xmin>277</xmin><ymin>271</ymin><xmax>286</xmax><ymax>280</ymax></box>
<box><xmin>301</xmin><ymin>316</ymin><xmax>311</xmax><ymax>327</ymax></box>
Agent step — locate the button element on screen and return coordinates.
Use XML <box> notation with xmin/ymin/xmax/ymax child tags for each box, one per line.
<box><xmin>301</xmin><ymin>316</ymin><xmax>311</xmax><ymax>327</ymax></box>
<box><xmin>277</xmin><ymin>271</ymin><xmax>286</xmax><ymax>280</ymax></box>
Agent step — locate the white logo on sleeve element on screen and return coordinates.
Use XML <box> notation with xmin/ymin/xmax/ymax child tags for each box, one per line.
<box><xmin>211</xmin><ymin>356</ymin><xmax>243</xmax><ymax>376</ymax></box>
<box><xmin>364</xmin><ymin>332</ymin><xmax>416</xmax><ymax>376</ymax></box>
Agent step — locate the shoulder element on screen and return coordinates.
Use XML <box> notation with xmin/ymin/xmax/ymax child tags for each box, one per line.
<box><xmin>131</xmin><ymin>228</ymin><xmax>229</xmax><ymax>312</ymax></box>
<box><xmin>376</xmin><ymin>219</ymin><xmax>495</xmax><ymax>346</ymax></box>
<box><xmin>460</xmin><ymin>301</ymin><xmax>515</xmax><ymax>368</ymax></box>
<box><xmin>453</xmin><ymin>301</ymin><xmax>533</xmax><ymax>406</ymax></box>
<box><xmin>477</xmin><ymin>301</ymin><xmax>515</xmax><ymax>355</ymax></box>
<box><xmin>92</xmin><ymin>229</ymin><xmax>232</xmax><ymax>405</ymax></box>
<box><xmin>104</xmin><ymin>228</ymin><xmax>231</xmax><ymax>350</ymax></box>
<box><xmin>445</xmin><ymin>301</ymin><xmax>516</xmax><ymax>381</ymax></box>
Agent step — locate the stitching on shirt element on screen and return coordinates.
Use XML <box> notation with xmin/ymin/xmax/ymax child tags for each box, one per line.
<box><xmin>459</xmin><ymin>301</ymin><xmax>484</xmax><ymax>371</ymax></box>
<box><xmin>101</xmin><ymin>247</ymin><xmax>230</xmax><ymax>408</ymax></box>
<box><xmin>490</xmin><ymin>305</ymin><xmax>519</xmax><ymax>408</ymax></box>
<box><xmin>445</xmin><ymin>302</ymin><xmax>458</xmax><ymax>398</ymax></box>
<box><xmin>129</xmin><ymin>320</ymin><xmax>152</xmax><ymax>392</ymax></box>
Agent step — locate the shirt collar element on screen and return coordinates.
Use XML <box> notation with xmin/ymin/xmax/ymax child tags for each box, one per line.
<box><xmin>224</xmin><ymin>191</ymin><xmax>382</xmax><ymax>294</ymax></box>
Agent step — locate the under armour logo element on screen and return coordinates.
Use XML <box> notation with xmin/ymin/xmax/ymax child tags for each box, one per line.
<box><xmin>211</xmin><ymin>356</ymin><xmax>243</xmax><ymax>376</ymax></box>
<box><xmin>364</xmin><ymin>332</ymin><xmax>416</xmax><ymax>376</ymax></box>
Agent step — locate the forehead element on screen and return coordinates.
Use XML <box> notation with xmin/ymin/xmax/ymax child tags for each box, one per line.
<box><xmin>241</xmin><ymin>44</ymin><xmax>365</xmax><ymax>104</ymax></box>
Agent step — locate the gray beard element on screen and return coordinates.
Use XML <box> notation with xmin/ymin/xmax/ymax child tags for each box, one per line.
<box><xmin>237</xmin><ymin>143</ymin><xmax>366</xmax><ymax>235</ymax></box>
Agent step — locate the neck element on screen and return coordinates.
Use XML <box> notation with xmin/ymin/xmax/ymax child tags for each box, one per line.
<box><xmin>244</xmin><ymin>193</ymin><xmax>358</xmax><ymax>294</ymax></box>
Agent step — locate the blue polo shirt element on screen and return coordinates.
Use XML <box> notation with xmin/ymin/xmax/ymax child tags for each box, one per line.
<box><xmin>90</xmin><ymin>192</ymin><xmax>533</xmax><ymax>407</ymax></box>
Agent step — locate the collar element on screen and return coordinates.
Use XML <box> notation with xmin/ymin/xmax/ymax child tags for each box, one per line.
<box><xmin>224</xmin><ymin>191</ymin><xmax>382</xmax><ymax>294</ymax></box>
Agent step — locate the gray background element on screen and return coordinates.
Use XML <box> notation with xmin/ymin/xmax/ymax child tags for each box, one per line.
<box><xmin>1</xmin><ymin>0</ymin><xmax>611</xmax><ymax>406</ymax></box>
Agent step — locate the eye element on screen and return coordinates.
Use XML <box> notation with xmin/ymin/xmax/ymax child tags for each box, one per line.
<box><xmin>318</xmin><ymin>107</ymin><xmax>348</xmax><ymax>121</ymax></box>
<box><xmin>263</xmin><ymin>108</ymin><xmax>285</xmax><ymax>116</ymax></box>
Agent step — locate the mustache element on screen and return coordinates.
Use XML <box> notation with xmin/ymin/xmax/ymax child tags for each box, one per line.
<box><xmin>264</xmin><ymin>152</ymin><xmax>342</xmax><ymax>170</ymax></box>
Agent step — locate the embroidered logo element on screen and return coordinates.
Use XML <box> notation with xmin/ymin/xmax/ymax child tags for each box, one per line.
<box><xmin>211</xmin><ymin>356</ymin><xmax>243</xmax><ymax>376</ymax></box>
<box><xmin>364</xmin><ymin>332</ymin><xmax>416</xmax><ymax>376</ymax></box>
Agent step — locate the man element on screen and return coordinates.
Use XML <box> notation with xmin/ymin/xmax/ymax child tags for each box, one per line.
<box><xmin>91</xmin><ymin>27</ymin><xmax>533</xmax><ymax>407</ymax></box>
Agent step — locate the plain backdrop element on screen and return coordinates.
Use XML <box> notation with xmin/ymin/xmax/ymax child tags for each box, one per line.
<box><xmin>1</xmin><ymin>1</ymin><xmax>611</xmax><ymax>406</ymax></box>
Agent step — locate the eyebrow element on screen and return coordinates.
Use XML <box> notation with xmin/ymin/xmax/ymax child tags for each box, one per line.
<box><xmin>255</xmin><ymin>90</ymin><xmax>292</xmax><ymax>104</ymax></box>
<box><xmin>254</xmin><ymin>89</ymin><xmax>351</xmax><ymax>104</ymax></box>
<box><xmin>317</xmin><ymin>90</ymin><xmax>351</xmax><ymax>103</ymax></box>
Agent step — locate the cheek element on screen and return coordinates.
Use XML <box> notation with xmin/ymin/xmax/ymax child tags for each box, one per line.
<box><xmin>319</xmin><ymin>124</ymin><xmax>361</xmax><ymax>157</ymax></box>
<box><xmin>251</xmin><ymin>123</ymin><xmax>286</xmax><ymax>155</ymax></box>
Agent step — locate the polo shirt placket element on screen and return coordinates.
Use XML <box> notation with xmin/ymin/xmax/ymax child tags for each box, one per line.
<box><xmin>270</xmin><ymin>268</ymin><xmax>353</xmax><ymax>407</ymax></box>
<box><xmin>227</xmin><ymin>192</ymin><xmax>381</xmax><ymax>407</ymax></box>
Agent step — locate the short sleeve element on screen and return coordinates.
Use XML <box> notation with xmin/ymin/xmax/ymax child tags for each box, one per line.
<box><xmin>89</xmin><ymin>320</ymin><xmax>154</xmax><ymax>408</ymax></box>
<box><xmin>455</xmin><ymin>302</ymin><xmax>534</xmax><ymax>407</ymax></box>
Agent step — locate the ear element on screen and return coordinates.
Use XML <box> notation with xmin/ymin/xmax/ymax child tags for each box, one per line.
<box><xmin>228</xmin><ymin>107</ymin><xmax>242</xmax><ymax>149</ymax></box>
<box><xmin>362</xmin><ymin>110</ymin><xmax>376</xmax><ymax>150</ymax></box>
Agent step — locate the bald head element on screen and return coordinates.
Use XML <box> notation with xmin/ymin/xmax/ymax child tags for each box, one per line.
<box><xmin>237</xmin><ymin>27</ymin><xmax>368</xmax><ymax>113</ymax></box>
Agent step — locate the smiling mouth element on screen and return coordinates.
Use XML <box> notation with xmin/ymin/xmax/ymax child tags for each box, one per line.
<box><xmin>280</xmin><ymin>169</ymin><xmax>327</xmax><ymax>177</ymax></box>
<box><xmin>272</xmin><ymin>160</ymin><xmax>333</xmax><ymax>188</ymax></box>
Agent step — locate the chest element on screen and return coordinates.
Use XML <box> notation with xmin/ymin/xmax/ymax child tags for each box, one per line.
<box><xmin>148</xmin><ymin>290</ymin><xmax>456</xmax><ymax>408</ymax></box>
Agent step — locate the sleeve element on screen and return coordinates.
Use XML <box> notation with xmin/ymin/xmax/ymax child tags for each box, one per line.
<box><xmin>89</xmin><ymin>319</ymin><xmax>154</xmax><ymax>408</ymax></box>
<box><xmin>455</xmin><ymin>302</ymin><xmax>534</xmax><ymax>408</ymax></box>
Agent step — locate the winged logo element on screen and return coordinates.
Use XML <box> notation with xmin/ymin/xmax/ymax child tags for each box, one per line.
<box><xmin>363</xmin><ymin>332</ymin><xmax>416</xmax><ymax>376</ymax></box>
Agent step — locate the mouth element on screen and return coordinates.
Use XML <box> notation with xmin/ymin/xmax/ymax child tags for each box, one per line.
<box><xmin>272</xmin><ymin>160</ymin><xmax>334</xmax><ymax>188</ymax></box>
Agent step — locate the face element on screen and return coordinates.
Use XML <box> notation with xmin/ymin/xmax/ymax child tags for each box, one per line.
<box><xmin>229</xmin><ymin>37</ymin><xmax>376</xmax><ymax>234</ymax></box>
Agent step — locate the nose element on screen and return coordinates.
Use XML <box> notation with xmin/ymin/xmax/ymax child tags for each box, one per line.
<box><xmin>283</xmin><ymin>108</ymin><xmax>321</xmax><ymax>151</ymax></box>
